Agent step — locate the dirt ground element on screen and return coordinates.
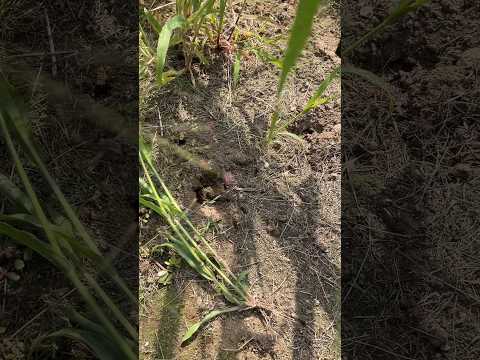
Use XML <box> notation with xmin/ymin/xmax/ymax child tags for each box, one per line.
<box><xmin>1</xmin><ymin>1</ymin><xmax>138</xmax><ymax>358</ymax></box>
<box><xmin>342</xmin><ymin>1</ymin><xmax>480</xmax><ymax>359</ymax></box>
<box><xmin>140</xmin><ymin>1</ymin><xmax>340</xmax><ymax>360</ymax></box>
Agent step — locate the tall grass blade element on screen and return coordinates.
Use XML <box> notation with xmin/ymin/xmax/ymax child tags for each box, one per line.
<box><xmin>216</xmin><ymin>0</ymin><xmax>228</xmax><ymax>46</ymax></box>
<box><xmin>31</xmin><ymin>328</ymin><xmax>128</xmax><ymax>360</ymax></box>
<box><xmin>0</xmin><ymin>222</ymin><xmax>59</xmax><ymax>264</ymax></box>
<box><xmin>277</xmin><ymin>0</ymin><xmax>326</xmax><ymax>96</ymax></box>
<box><xmin>143</xmin><ymin>8</ymin><xmax>162</xmax><ymax>34</ymax></box>
<box><xmin>302</xmin><ymin>67</ymin><xmax>340</xmax><ymax>113</ymax></box>
<box><xmin>233</xmin><ymin>52</ymin><xmax>241</xmax><ymax>87</ymax></box>
<box><xmin>188</xmin><ymin>0</ymin><xmax>216</xmax><ymax>26</ymax></box>
<box><xmin>155</xmin><ymin>15</ymin><xmax>186</xmax><ymax>85</ymax></box>
<box><xmin>182</xmin><ymin>306</ymin><xmax>243</xmax><ymax>344</ymax></box>
<box><xmin>0</xmin><ymin>173</ymin><xmax>34</xmax><ymax>214</ymax></box>
<box><xmin>1</xmin><ymin>83</ymin><xmax>137</xmax><ymax>359</ymax></box>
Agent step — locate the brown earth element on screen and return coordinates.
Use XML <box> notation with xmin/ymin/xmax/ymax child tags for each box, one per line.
<box><xmin>342</xmin><ymin>1</ymin><xmax>480</xmax><ymax>359</ymax></box>
<box><xmin>140</xmin><ymin>1</ymin><xmax>341</xmax><ymax>359</ymax></box>
<box><xmin>1</xmin><ymin>1</ymin><xmax>138</xmax><ymax>358</ymax></box>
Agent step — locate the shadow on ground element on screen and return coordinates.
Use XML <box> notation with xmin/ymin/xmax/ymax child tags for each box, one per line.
<box><xmin>146</xmin><ymin>53</ymin><xmax>340</xmax><ymax>359</ymax></box>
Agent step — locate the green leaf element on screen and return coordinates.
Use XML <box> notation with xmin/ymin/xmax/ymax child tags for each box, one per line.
<box><xmin>0</xmin><ymin>214</ymin><xmax>98</xmax><ymax>261</ymax></box>
<box><xmin>233</xmin><ymin>52</ymin><xmax>241</xmax><ymax>87</ymax></box>
<box><xmin>217</xmin><ymin>0</ymin><xmax>228</xmax><ymax>44</ymax></box>
<box><xmin>182</xmin><ymin>307</ymin><xmax>240</xmax><ymax>343</ymax></box>
<box><xmin>66</xmin><ymin>308</ymin><xmax>110</xmax><ymax>336</ymax></box>
<box><xmin>216</xmin><ymin>282</ymin><xmax>241</xmax><ymax>304</ymax></box>
<box><xmin>139</xmin><ymin>197</ymin><xmax>164</xmax><ymax>217</ymax></box>
<box><xmin>162</xmin><ymin>239</ymin><xmax>214</xmax><ymax>281</ymax></box>
<box><xmin>251</xmin><ymin>48</ymin><xmax>282</xmax><ymax>69</ymax></box>
<box><xmin>303</xmin><ymin>67</ymin><xmax>340</xmax><ymax>113</ymax></box>
<box><xmin>0</xmin><ymin>173</ymin><xmax>33</xmax><ymax>214</ymax></box>
<box><xmin>143</xmin><ymin>8</ymin><xmax>162</xmax><ymax>34</ymax></box>
<box><xmin>192</xmin><ymin>0</ymin><xmax>201</xmax><ymax>12</ymax></box>
<box><xmin>188</xmin><ymin>0</ymin><xmax>215</xmax><ymax>26</ymax></box>
<box><xmin>155</xmin><ymin>15</ymin><xmax>186</xmax><ymax>85</ymax></box>
<box><xmin>277</xmin><ymin>0</ymin><xmax>327</xmax><ymax>96</ymax></box>
<box><xmin>0</xmin><ymin>75</ymin><xmax>30</xmax><ymax>136</ymax></box>
<box><xmin>159</xmin><ymin>271</ymin><xmax>173</xmax><ymax>285</ymax></box>
<box><xmin>161</xmin><ymin>69</ymin><xmax>185</xmax><ymax>86</ymax></box>
<box><xmin>139</xmin><ymin>136</ymin><xmax>154</xmax><ymax>166</ymax></box>
<box><xmin>33</xmin><ymin>328</ymin><xmax>128</xmax><ymax>360</ymax></box>
<box><xmin>277</xmin><ymin>131</ymin><xmax>304</xmax><ymax>143</ymax></box>
<box><xmin>0</xmin><ymin>222</ymin><xmax>59</xmax><ymax>265</ymax></box>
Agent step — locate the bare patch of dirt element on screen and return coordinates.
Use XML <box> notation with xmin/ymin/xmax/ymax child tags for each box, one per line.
<box><xmin>342</xmin><ymin>1</ymin><xmax>480</xmax><ymax>359</ymax></box>
<box><xmin>140</xmin><ymin>1</ymin><xmax>340</xmax><ymax>359</ymax></box>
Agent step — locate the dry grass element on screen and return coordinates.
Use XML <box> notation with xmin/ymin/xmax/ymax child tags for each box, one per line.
<box><xmin>139</xmin><ymin>1</ymin><xmax>341</xmax><ymax>358</ymax></box>
<box><xmin>342</xmin><ymin>1</ymin><xmax>480</xmax><ymax>358</ymax></box>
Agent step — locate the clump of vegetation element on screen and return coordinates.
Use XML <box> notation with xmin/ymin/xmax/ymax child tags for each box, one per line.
<box><xmin>141</xmin><ymin>0</ymin><xmax>230</xmax><ymax>86</ymax></box>
<box><xmin>142</xmin><ymin>0</ymin><xmax>429</xmax><ymax>145</ymax></box>
<box><xmin>266</xmin><ymin>0</ymin><xmax>430</xmax><ymax>144</ymax></box>
<box><xmin>140</xmin><ymin>136</ymin><xmax>252</xmax><ymax>342</ymax></box>
<box><xmin>0</xmin><ymin>78</ymin><xmax>137</xmax><ymax>359</ymax></box>
<box><xmin>138</xmin><ymin>0</ymin><xmax>431</xmax><ymax>352</ymax></box>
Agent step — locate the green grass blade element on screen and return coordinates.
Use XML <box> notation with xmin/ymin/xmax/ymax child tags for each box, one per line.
<box><xmin>233</xmin><ymin>52</ymin><xmax>241</xmax><ymax>87</ymax></box>
<box><xmin>277</xmin><ymin>131</ymin><xmax>305</xmax><ymax>143</ymax></box>
<box><xmin>182</xmin><ymin>306</ymin><xmax>243</xmax><ymax>344</ymax></box>
<box><xmin>251</xmin><ymin>48</ymin><xmax>282</xmax><ymax>69</ymax></box>
<box><xmin>32</xmin><ymin>328</ymin><xmax>128</xmax><ymax>360</ymax></box>
<box><xmin>192</xmin><ymin>0</ymin><xmax>201</xmax><ymax>12</ymax></box>
<box><xmin>303</xmin><ymin>67</ymin><xmax>340</xmax><ymax>113</ymax></box>
<box><xmin>188</xmin><ymin>0</ymin><xmax>215</xmax><ymax>26</ymax></box>
<box><xmin>0</xmin><ymin>113</ymin><xmax>64</xmax><ymax>258</ymax></box>
<box><xmin>0</xmin><ymin>173</ymin><xmax>34</xmax><ymax>214</ymax></box>
<box><xmin>0</xmin><ymin>222</ymin><xmax>59</xmax><ymax>265</ymax></box>
<box><xmin>83</xmin><ymin>273</ymin><xmax>138</xmax><ymax>340</ymax></box>
<box><xmin>277</xmin><ymin>0</ymin><xmax>326</xmax><ymax>96</ymax></box>
<box><xmin>216</xmin><ymin>0</ymin><xmax>227</xmax><ymax>45</ymax></box>
<box><xmin>1</xmin><ymin>81</ymin><xmax>136</xmax><ymax>358</ymax></box>
<box><xmin>143</xmin><ymin>8</ymin><xmax>163</xmax><ymax>34</ymax></box>
<box><xmin>156</xmin><ymin>15</ymin><xmax>186</xmax><ymax>85</ymax></box>
<box><xmin>161</xmin><ymin>240</ymin><xmax>214</xmax><ymax>281</ymax></box>
<box><xmin>0</xmin><ymin>214</ymin><xmax>98</xmax><ymax>260</ymax></box>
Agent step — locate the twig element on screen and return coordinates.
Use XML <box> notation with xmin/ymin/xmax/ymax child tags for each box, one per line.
<box><xmin>227</xmin><ymin>0</ymin><xmax>248</xmax><ymax>42</ymax></box>
<box><xmin>222</xmin><ymin>337</ymin><xmax>255</xmax><ymax>352</ymax></box>
<box><xmin>9</xmin><ymin>288</ymin><xmax>76</xmax><ymax>338</ymax></box>
<box><xmin>43</xmin><ymin>8</ymin><xmax>57</xmax><ymax>77</ymax></box>
<box><xmin>150</xmin><ymin>2</ymin><xmax>175</xmax><ymax>12</ymax></box>
<box><xmin>271</xmin><ymin>276</ymin><xmax>288</xmax><ymax>295</ymax></box>
<box><xmin>8</xmin><ymin>50</ymin><xmax>77</xmax><ymax>59</ymax></box>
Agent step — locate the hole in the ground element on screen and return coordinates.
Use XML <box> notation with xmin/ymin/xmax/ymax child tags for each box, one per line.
<box><xmin>302</xmin><ymin>127</ymin><xmax>315</xmax><ymax>135</ymax></box>
<box><xmin>194</xmin><ymin>187</ymin><xmax>205</xmax><ymax>204</ymax></box>
<box><xmin>93</xmin><ymin>83</ymin><xmax>111</xmax><ymax>99</ymax></box>
<box><xmin>174</xmin><ymin>138</ymin><xmax>186</xmax><ymax>146</ymax></box>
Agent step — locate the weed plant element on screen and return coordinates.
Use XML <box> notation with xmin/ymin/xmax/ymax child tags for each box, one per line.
<box><xmin>266</xmin><ymin>0</ymin><xmax>430</xmax><ymax>144</ymax></box>
<box><xmin>141</xmin><ymin>0</ymin><xmax>230</xmax><ymax>86</ymax></box>
<box><xmin>0</xmin><ymin>78</ymin><xmax>137</xmax><ymax>359</ymax></box>
<box><xmin>139</xmin><ymin>135</ymin><xmax>252</xmax><ymax>342</ymax></box>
